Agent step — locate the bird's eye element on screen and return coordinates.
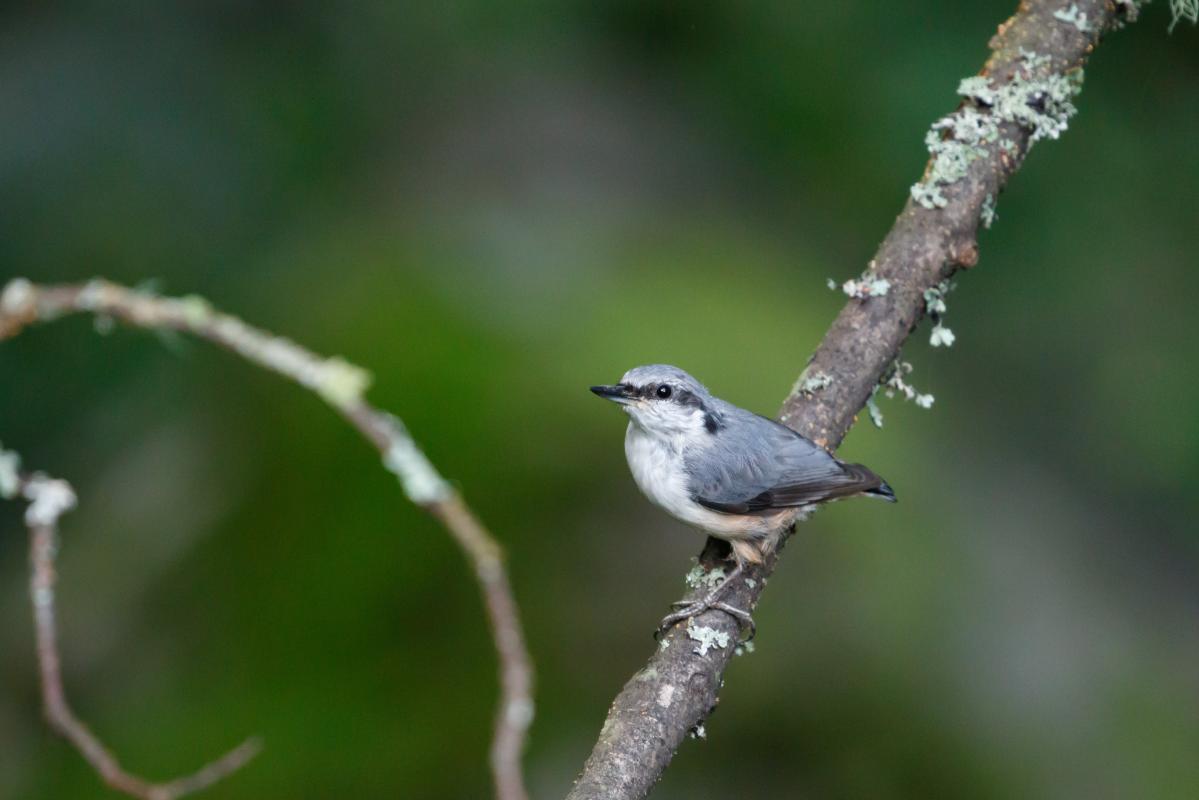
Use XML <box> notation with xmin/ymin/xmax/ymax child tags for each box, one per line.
<box><xmin>656</xmin><ymin>384</ymin><xmax>672</xmax><ymax>399</ymax></box>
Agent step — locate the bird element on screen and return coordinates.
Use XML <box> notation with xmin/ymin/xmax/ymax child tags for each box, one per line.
<box><xmin>591</xmin><ymin>364</ymin><xmax>895</xmax><ymax>636</ymax></box>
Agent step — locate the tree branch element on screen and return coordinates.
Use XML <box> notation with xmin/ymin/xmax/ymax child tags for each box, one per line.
<box><xmin>566</xmin><ymin>2</ymin><xmax>1137</xmax><ymax>797</ymax></box>
<box><xmin>0</xmin><ymin>280</ymin><xmax>533</xmax><ymax>800</ymax></box>
<box><xmin>4</xmin><ymin>463</ymin><xmax>263</xmax><ymax>800</ymax></box>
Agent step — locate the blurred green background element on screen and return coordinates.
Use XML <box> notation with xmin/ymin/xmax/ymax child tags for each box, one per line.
<box><xmin>2</xmin><ymin>2</ymin><xmax>1197</xmax><ymax>798</ymax></box>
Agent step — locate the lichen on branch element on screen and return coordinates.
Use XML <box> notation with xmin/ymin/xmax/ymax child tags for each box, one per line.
<box><xmin>912</xmin><ymin>48</ymin><xmax>1083</xmax><ymax>210</ymax></box>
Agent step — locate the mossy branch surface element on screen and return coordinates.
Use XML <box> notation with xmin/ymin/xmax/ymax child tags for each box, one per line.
<box><xmin>566</xmin><ymin>3</ymin><xmax>1134</xmax><ymax>798</ymax></box>
<box><xmin>0</xmin><ymin>279</ymin><xmax>533</xmax><ymax>800</ymax></box>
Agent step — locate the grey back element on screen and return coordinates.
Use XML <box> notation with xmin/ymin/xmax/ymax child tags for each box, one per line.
<box><xmin>684</xmin><ymin>401</ymin><xmax>883</xmax><ymax>513</ymax></box>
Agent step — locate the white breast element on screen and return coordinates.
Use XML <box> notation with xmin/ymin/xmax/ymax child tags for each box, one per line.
<box><xmin>624</xmin><ymin>423</ymin><xmax>767</xmax><ymax>539</ymax></box>
<box><xmin>624</xmin><ymin>423</ymin><xmax>693</xmax><ymax>518</ymax></box>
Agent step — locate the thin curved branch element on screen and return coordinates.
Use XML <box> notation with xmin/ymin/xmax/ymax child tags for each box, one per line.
<box><xmin>566</xmin><ymin>2</ymin><xmax>1137</xmax><ymax>798</ymax></box>
<box><xmin>0</xmin><ymin>279</ymin><xmax>533</xmax><ymax>800</ymax></box>
<box><xmin>2</xmin><ymin>463</ymin><xmax>262</xmax><ymax>800</ymax></box>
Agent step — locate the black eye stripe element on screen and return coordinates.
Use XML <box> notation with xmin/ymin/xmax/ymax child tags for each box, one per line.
<box><xmin>638</xmin><ymin>384</ymin><xmax>708</xmax><ymax>411</ymax></box>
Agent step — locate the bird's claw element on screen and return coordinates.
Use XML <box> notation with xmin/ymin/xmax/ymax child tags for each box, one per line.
<box><xmin>656</xmin><ymin>560</ymin><xmax>755</xmax><ymax>641</ymax></box>
<box><xmin>655</xmin><ymin>600</ymin><xmax>755</xmax><ymax>642</ymax></box>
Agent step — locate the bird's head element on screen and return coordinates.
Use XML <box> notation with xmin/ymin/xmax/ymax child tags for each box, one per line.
<box><xmin>591</xmin><ymin>364</ymin><xmax>722</xmax><ymax>439</ymax></box>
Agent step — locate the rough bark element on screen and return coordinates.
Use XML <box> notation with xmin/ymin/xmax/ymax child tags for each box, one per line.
<box><xmin>567</xmin><ymin>2</ymin><xmax>1134</xmax><ymax>798</ymax></box>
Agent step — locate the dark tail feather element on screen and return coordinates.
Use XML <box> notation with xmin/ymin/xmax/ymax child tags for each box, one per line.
<box><xmin>866</xmin><ymin>480</ymin><xmax>896</xmax><ymax>502</ymax></box>
<box><xmin>843</xmin><ymin>462</ymin><xmax>897</xmax><ymax>503</ymax></box>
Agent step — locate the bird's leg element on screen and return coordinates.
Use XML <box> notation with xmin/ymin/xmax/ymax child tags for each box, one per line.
<box><xmin>657</xmin><ymin>559</ymin><xmax>755</xmax><ymax>641</ymax></box>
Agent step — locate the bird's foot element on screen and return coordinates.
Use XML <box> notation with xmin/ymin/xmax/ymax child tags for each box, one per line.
<box><xmin>656</xmin><ymin>599</ymin><xmax>755</xmax><ymax>642</ymax></box>
<box><xmin>655</xmin><ymin>559</ymin><xmax>755</xmax><ymax>641</ymax></box>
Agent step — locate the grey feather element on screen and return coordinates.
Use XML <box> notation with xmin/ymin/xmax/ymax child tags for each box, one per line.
<box><xmin>684</xmin><ymin>400</ymin><xmax>892</xmax><ymax>514</ymax></box>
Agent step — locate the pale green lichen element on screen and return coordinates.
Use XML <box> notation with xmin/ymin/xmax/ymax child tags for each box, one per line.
<box><xmin>312</xmin><ymin>356</ymin><xmax>372</xmax><ymax>408</ymax></box>
<box><xmin>1054</xmin><ymin>4</ymin><xmax>1093</xmax><ymax>32</ymax></box>
<box><xmin>177</xmin><ymin>294</ymin><xmax>215</xmax><ymax>328</ymax></box>
<box><xmin>0</xmin><ymin>445</ymin><xmax>21</xmax><ymax>500</ymax></box>
<box><xmin>841</xmin><ymin>275</ymin><xmax>891</xmax><ymax>299</ymax></box>
<box><xmin>911</xmin><ymin>182</ymin><xmax>949</xmax><ymax>210</ymax></box>
<box><xmin>22</xmin><ymin>475</ymin><xmax>77</xmax><ymax>527</ymax></box>
<box><xmin>872</xmin><ymin>360</ymin><xmax>935</xmax><ymax>426</ymax></box>
<box><xmin>688</xmin><ymin>723</ymin><xmax>707</xmax><ymax>740</ymax></box>
<box><xmin>793</xmin><ymin>366</ymin><xmax>833</xmax><ymax>398</ymax></box>
<box><xmin>382</xmin><ymin>418</ymin><xmax>452</xmax><ymax>505</ymax></box>
<box><xmin>505</xmin><ymin>698</ymin><xmax>535</xmax><ymax>728</ymax></box>
<box><xmin>923</xmin><ymin>280</ymin><xmax>956</xmax><ymax>348</ymax></box>
<box><xmin>866</xmin><ymin>394</ymin><xmax>886</xmax><ymax>429</ymax></box>
<box><xmin>929</xmin><ymin>324</ymin><xmax>956</xmax><ymax>348</ymax></box>
<box><xmin>999</xmin><ymin>51</ymin><xmax>1083</xmax><ymax>144</ymax></box>
<box><xmin>0</xmin><ymin>278</ymin><xmax>35</xmax><ymax>318</ymax></box>
<box><xmin>687</xmin><ymin>620</ymin><xmax>730</xmax><ymax>656</ymax></box>
<box><xmin>980</xmin><ymin>193</ymin><xmax>997</xmax><ymax>229</ymax></box>
<box><xmin>733</xmin><ymin>640</ymin><xmax>756</xmax><ymax>657</ymax></box>
<box><xmin>684</xmin><ymin>564</ymin><xmax>727</xmax><ymax>591</ymax></box>
<box><xmin>956</xmin><ymin>76</ymin><xmax>995</xmax><ymax>105</ymax></box>
<box><xmin>75</xmin><ymin>279</ymin><xmax>112</xmax><ymax>311</ymax></box>
<box><xmin>744</xmin><ymin>578</ymin><xmax>756</xmax><ymax>589</ymax></box>
<box><xmin>912</xmin><ymin>50</ymin><xmax>1084</xmax><ymax>210</ymax></box>
<box><xmin>911</xmin><ymin>106</ymin><xmax>995</xmax><ymax>208</ymax></box>
<box><xmin>923</xmin><ymin>283</ymin><xmax>950</xmax><ymax>316</ymax></box>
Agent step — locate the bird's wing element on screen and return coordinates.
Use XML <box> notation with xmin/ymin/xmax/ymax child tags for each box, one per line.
<box><xmin>685</xmin><ymin>409</ymin><xmax>891</xmax><ymax>514</ymax></box>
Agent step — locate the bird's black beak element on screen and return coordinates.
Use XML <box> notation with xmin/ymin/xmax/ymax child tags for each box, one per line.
<box><xmin>590</xmin><ymin>383</ymin><xmax>635</xmax><ymax>404</ymax></box>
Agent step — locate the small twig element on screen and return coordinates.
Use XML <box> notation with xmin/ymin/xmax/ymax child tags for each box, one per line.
<box><xmin>0</xmin><ymin>279</ymin><xmax>533</xmax><ymax>800</ymax></box>
<box><xmin>10</xmin><ymin>464</ymin><xmax>262</xmax><ymax>800</ymax></box>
